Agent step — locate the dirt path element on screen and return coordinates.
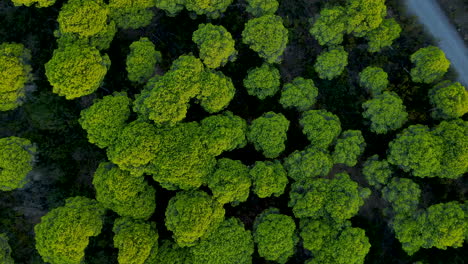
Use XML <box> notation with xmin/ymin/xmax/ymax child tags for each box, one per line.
<box><xmin>406</xmin><ymin>0</ymin><xmax>468</xmax><ymax>87</ymax></box>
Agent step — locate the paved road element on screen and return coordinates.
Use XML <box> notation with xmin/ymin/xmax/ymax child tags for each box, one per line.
<box><xmin>406</xmin><ymin>0</ymin><xmax>468</xmax><ymax>87</ymax></box>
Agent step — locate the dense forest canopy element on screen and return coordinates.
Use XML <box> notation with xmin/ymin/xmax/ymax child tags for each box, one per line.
<box><xmin>0</xmin><ymin>0</ymin><xmax>467</xmax><ymax>263</ymax></box>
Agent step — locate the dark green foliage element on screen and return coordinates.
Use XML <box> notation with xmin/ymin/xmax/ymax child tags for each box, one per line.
<box><xmin>245</xmin><ymin>0</ymin><xmax>279</xmax><ymax>17</ymax></box>
<box><xmin>243</xmin><ymin>63</ymin><xmax>281</xmax><ymax>100</ymax></box>
<box><xmin>366</xmin><ymin>18</ymin><xmax>402</xmax><ymax>53</ymax></box>
<box><xmin>0</xmin><ymin>234</ymin><xmax>14</xmax><ymax>264</ymax></box>
<box><xmin>429</xmin><ymin>81</ymin><xmax>468</xmax><ymax>120</ymax></box>
<box><xmin>332</xmin><ymin>130</ymin><xmax>366</xmax><ymax>167</ymax></box>
<box><xmin>250</xmin><ymin>160</ymin><xmax>288</xmax><ymax>198</ymax></box>
<box><xmin>253</xmin><ymin>208</ymin><xmax>298</xmax><ymax>264</ymax></box>
<box><xmin>359</xmin><ymin>66</ymin><xmax>388</xmax><ymax>96</ymax></box>
<box><xmin>154</xmin><ymin>0</ymin><xmax>185</xmax><ymax>16</ymax></box>
<box><xmin>126</xmin><ymin>38</ymin><xmax>161</xmax><ymax>83</ymax></box>
<box><xmin>206</xmin><ymin>158</ymin><xmax>251</xmax><ymax>205</ymax></box>
<box><xmin>0</xmin><ymin>137</ymin><xmax>36</xmax><ymax>191</ymax></box>
<box><xmin>242</xmin><ymin>15</ymin><xmax>289</xmax><ymax>63</ymax></box>
<box><xmin>279</xmin><ymin>77</ymin><xmax>318</xmax><ymax>111</ymax></box>
<box><xmin>410</xmin><ymin>46</ymin><xmax>450</xmax><ymax>83</ymax></box>
<box><xmin>309</xmin><ymin>6</ymin><xmax>347</xmax><ymax>46</ymax></box>
<box><xmin>247</xmin><ymin>112</ymin><xmax>290</xmax><ymax>158</ymax></box>
<box><xmin>362</xmin><ymin>91</ymin><xmax>408</xmax><ymax>134</ymax></box>
<box><xmin>155</xmin><ymin>240</ymin><xmax>193</xmax><ymax>264</ymax></box>
<box><xmin>109</xmin><ymin>0</ymin><xmax>155</xmax><ymax>29</ymax></box>
<box><xmin>314</xmin><ymin>46</ymin><xmax>348</xmax><ymax>80</ymax></box>
<box><xmin>165</xmin><ymin>190</ymin><xmax>225</xmax><ymax>247</ymax></box>
<box><xmin>362</xmin><ymin>155</ymin><xmax>392</xmax><ymax>189</ymax></box>
<box><xmin>382</xmin><ymin>177</ymin><xmax>421</xmax><ymax>216</ymax></box>
<box><xmin>79</xmin><ymin>93</ymin><xmax>131</xmax><ymax>148</ymax></box>
<box><xmin>299</xmin><ymin>109</ymin><xmax>341</xmax><ymax>149</ymax></box>
<box><xmin>283</xmin><ymin>147</ymin><xmax>333</xmax><ymax>181</ymax></box>
<box><xmin>185</xmin><ymin>0</ymin><xmax>234</xmax><ymax>18</ymax></box>
<box><xmin>197</xmin><ymin>70</ymin><xmax>235</xmax><ymax>113</ymax></box>
<box><xmin>92</xmin><ymin>162</ymin><xmax>156</xmax><ymax>219</ymax></box>
<box><xmin>190</xmin><ymin>218</ymin><xmax>254</xmax><ymax>264</ymax></box>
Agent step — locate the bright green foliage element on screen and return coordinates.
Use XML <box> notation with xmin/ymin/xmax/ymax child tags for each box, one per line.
<box><xmin>410</xmin><ymin>46</ymin><xmax>450</xmax><ymax>83</ymax></box>
<box><xmin>366</xmin><ymin>18</ymin><xmax>402</xmax><ymax>53</ymax></box>
<box><xmin>299</xmin><ymin>109</ymin><xmax>341</xmax><ymax>149</ymax></box>
<box><xmin>206</xmin><ymin>158</ymin><xmax>251</xmax><ymax>205</ymax></box>
<box><xmin>279</xmin><ymin>77</ymin><xmax>318</xmax><ymax>111</ymax></box>
<box><xmin>185</xmin><ymin>0</ymin><xmax>233</xmax><ymax>18</ymax></box>
<box><xmin>155</xmin><ymin>240</ymin><xmax>193</xmax><ymax>264</ymax></box>
<box><xmin>346</xmin><ymin>0</ymin><xmax>387</xmax><ymax>37</ymax></box>
<box><xmin>45</xmin><ymin>43</ymin><xmax>110</xmax><ymax>99</ymax></box>
<box><xmin>0</xmin><ymin>234</ymin><xmax>14</xmax><ymax>264</ymax></box>
<box><xmin>165</xmin><ymin>190</ymin><xmax>225</xmax><ymax>247</ymax></box>
<box><xmin>391</xmin><ymin>216</ymin><xmax>425</xmax><ymax>255</ymax></box>
<box><xmin>133</xmin><ymin>55</ymin><xmax>204</xmax><ymax>126</ymax></box>
<box><xmin>0</xmin><ymin>43</ymin><xmax>32</xmax><ymax>111</ymax></box>
<box><xmin>289</xmin><ymin>173</ymin><xmax>370</xmax><ymax>220</ymax></box>
<box><xmin>55</xmin><ymin>21</ymin><xmax>117</xmax><ymax>51</ymax></box>
<box><xmin>243</xmin><ymin>63</ymin><xmax>280</xmax><ymax>99</ymax></box>
<box><xmin>247</xmin><ymin>112</ymin><xmax>290</xmax><ymax>158</ymax></box>
<box><xmin>250</xmin><ymin>160</ymin><xmax>288</xmax><ymax>198</ymax></box>
<box><xmin>314</xmin><ymin>46</ymin><xmax>348</xmax><ymax>80</ymax></box>
<box><xmin>362</xmin><ymin>155</ymin><xmax>392</xmax><ymax>189</ymax></box>
<box><xmin>309</xmin><ymin>6</ymin><xmax>347</xmax><ymax>46</ymax></box>
<box><xmin>362</xmin><ymin>91</ymin><xmax>408</xmax><ymax>134</ymax></box>
<box><xmin>107</xmin><ymin>121</ymin><xmax>160</xmax><ymax>176</ymax></box>
<box><xmin>387</xmin><ymin>125</ymin><xmax>443</xmax><ymax>178</ymax></box>
<box><xmin>57</xmin><ymin>0</ymin><xmax>109</xmax><ymax>37</ymax></box>
<box><xmin>283</xmin><ymin>147</ymin><xmax>333</xmax><ymax>181</ymax></box>
<box><xmin>0</xmin><ymin>137</ymin><xmax>35</xmax><ymax>191</ymax></box>
<box><xmin>192</xmin><ymin>24</ymin><xmax>237</xmax><ymax>69</ymax></box>
<box><xmin>126</xmin><ymin>38</ymin><xmax>161</xmax><ymax>84</ymax></box>
<box><xmin>109</xmin><ymin>0</ymin><xmax>155</xmax><ymax>29</ymax></box>
<box><xmin>11</xmin><ymin>0</ymin><xmax>55</xmax><ymax>7</ymax></box>
<box><xmin>149</xmin><ymin>122</ymin><xmax>216</xmax><ymax>190</ymax></box>
<box><xmin>200</xmin><ymin>111</ymin><xmax>248</xmax><ymax>156</ymax></box>
<box><xmin>154</xmin><ymin>0</ymin><xmax>185</xmax><ymax>16</ymax></box>
<box><xmin>332</xmin><ymin>130</ymin><xmax>366</xmax><ymax>167</ymax></box>
<box><xmin>92</xmin><ymin>162</ymin><xmax>156</xmax><ymax>220</ymax></box>
<box><xmin>300</xmin><ymin>219</ymin><xmax>341</xmax><ymax>253</ymax></box>
<box><xmin>429</xmin><ymin>81</ymin><xmax>468</xmax><ymax>120</ymax></box>
<box><xmin>245</xmin><ymin>0</ymin><xmax>279</xmax><ymax>17</ymax></box>
<box><xmin>359</xmin><ymin>66</ymin><xmax>388</xmax><ymax>96</ymax></box>
<box><xmin>197</xmin><ymin>71</ymin><xmax>235</xmax><ymax>113</ymax></box>
<box><xmin>79</xmin><ymin>93</ymin><xmax>131</xmax><ymax>148</ymax></box>
<box><xmin>112</xmin><ymin>217</ymin><xmax>158</xmax><ymax>264</ymax></box>
<box><xmin>34</xmin><ymin>197</ymin><xmax>106</xmax><ymax>264</ymax></box>
<box><xmin>382</xmin><ymin>177</ymin><xmax>421</xmax><ymax>216</ymax></box>
<box><xmin>253</xmin><ymin>208</ymin><xmax>298</xmax><ymax>264</ymax></box>
<box><xmin>191</xmin><ymin>218</ymin><xmax>254</xmax><ymax>264</ymax></box>
<box><xmin>242</xmin><ymin>15</ymin><xmax>289</xmax><ymax>63</ymax></box>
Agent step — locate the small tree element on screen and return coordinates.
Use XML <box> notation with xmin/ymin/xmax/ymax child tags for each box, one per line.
<box><xmin>362</xmin><ymin>155</ymin><xmax>392</xmax><ymax>189</ymax></box>
<box><xmin>247</xmin><ymin>112</ymin><xmax>290</xmax><ymax>158</ymax></box>
<box><xmin>314</xmin><ymin>46</ymin><xmax>348</xmax><ymax>80</ymax></box>
<box><xmin>242</xmin><ymin>15</ymin><xmax>288</xmax><ymax>63</ymax></box>
<box><xmin>243</xmin><ymin>63</ymin><xmax>281</xmax><ymax>99</ymax></box>
<box><xmin>0</xmin><ymin>233</ymin><xmax>14</xmax><ymax>264</ymax></box>
<box><xmin>197</xmin><ymin>71</ymin><xmax>235</xmax><ymax>113</ymax></box>
<box><xmin>366</xmin><ymin>18</ymin><xmax>401</xmax><ymax>53</ymax></box>
<box><xmin>109</xmin><ymin>0</ymin><xmax>155</xmax><ymax>29</ymax></box>
<box><xmin>57</xmin><ymin>0</ymin><xmax>109</xmax><ymax>37</ymax></box>
<box><xmin>346</xmin><ymin>0</ymin><xmax>387</xmax><ymax>37</ymax></box>
<box><xmin>359</xmin><ymin>66</ymin><xmax>389</xmax><ymax>96</ymax></box>
<box><xmin>332</xmin><ymin>130</ymin><xmax>366</xmax><ymax>167</ymax></box>
<box><xmin>250</xmin><ymin>160</ymin><xmax>288</xmax><ymax>198</ymax></box>
<box><xmin>429</xmin><ymin>81</ymin><xmax>468</xmax><ymax>120</ymax></box>
<box><xmin>245</xmin><ymin>0</ymin><xmax>279</xmax><ymax>17</ymax></box>
<box><xmin>299</xmin><ymin>109</ymin><xmax>341</xmax><ymax>149</ymax></box>
<box><xmin>410</xmin><ymin>46</ymin><xmax>450</xmax><ymax>84</ymax></box>
<box><xmin>362</xmin><ymin>91</ymin><xmax>408</xmax><ymax>134</ymax></box>
<box><xmin>382</xmin><ymin>177</ymin><xmax>421</xmax><ymax>216</ymax></box>
<box><xmin>279</xmin><ymin>77</ymin><xmax>318</xmax><ymax>111</ymax></box>
<box><xmin>126</xmin><ymin>38</ymin><xmax>161</xmax><ymax>84</ymax></box>
<box><xmin>0</xmin><ymin>137</ymin><xmax>36</xmax><ymax>191</ymax></box>
<box><xmin>309</xmin><ymin>6</ymin><xmax>347</xmax><ymax>46</ymax></box>
<box><xmin>283</xmin><ymin>147</ymin><xmax>333</xmax><ymax>181</ymax></box>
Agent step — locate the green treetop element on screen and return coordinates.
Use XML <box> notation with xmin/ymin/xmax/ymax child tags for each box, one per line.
<box><xmin>283</xmin><ymin>147</ymin><xmax>333</xmax><ymax>181</ymax></box>
<box><xmin>45</xmin><ymin>42</ymin><xmax>110</xmax><ymax>99</ymax></box>
<box><xmin>359</xmin><ymin>66</ymin><xmax>389</xmax><ymax>96</ymax></box>
<box><xmin>155</xmin><ymin>240</ymin><xmax>193</xmax><ymax>264</ymax></box>
<box><xmin>197</xmin><ymin>70</ymin><xmax>235</xmax><ymax>113</ymax></box>
<box><xmin>92</xmin><ymin>162</ymin><xmax>156</xmax><ymax>220</ymax></box>
<box><xmin>245</xmin><ymin>0</ymin><xmax>279</xmax><ymax>17</ymax></box>
<box><xmin>190</xmin><ymin>218</ymin><xmax>254</xmax><ymax>264</ymax></box>
<box><xmin>279</xmin><ymin>77</ymin><xmax>318</xmax><ymax>111</ymax></box>
<box><xmin>429</xmin><ymin>81</ymin><xmax>468</xmax><ymax>120</ymax></box>
<box><xmin>410</xmin><ymin>46</ymin><xmax>450</xmax><ymax>83</ymax></box>
<box><xmin>106</xmin><ymin>121</ymin><xmax>160</xmax><ymax>176</ymax></box>
<box><xmin>192</xmin><ymin>24</ymin><xmax>237</xmax><ymax>69</ymax></box>
<box><xmin>79</xmin><ymin>93</ymin><xmax>131</xmax><ymax>148</ymax></box>
<box><xmin>300</xmin><ymin>218</ymin><xmax>341</xmax><ymax>253</ymax></box>
<box><xmin>366</xmin><ymin>18</ymin><xmax>402</xmax><ymax>53</ymax></box>
<box><xmin>382</xmin><ymin>177</ymin><xmax>421</xmax><ymax>216</ymax></box>
<box><xmin>126</xmin><ymin>38</ymin><xmax>161</xmax><ymax>84</ymax></box>
<box><xmin>200</xmin><ymin>111</ymin><xmax>248</xmax><ymax>156</ymax></box>
<box><xmin>289</xmin><ymin>173</ymin><xmax>370</xmax><ymax>220</ymax></box>
<box><xmin>206</xmin><ymin>158</ymin><xmax>251</xmax><ymax>205</ymax></box>
<box><xmin>253</xmin><ymin>208</ymin><xmax>298</xmax><ymax>264</ymax></box>
<box><xmin>314</xmin><ymin>46</ymin><xmax>348</xmax><ymax>80</ymax></box>
<box><xmin>362</xmin><ymin>155</ymin><xmax>393</xmax><ymax>189</ymax></box>
<box><xmin>250</xmin><ymin>160</ymin><xmax>288</xmax><ymax>198</ymax></box>
<box><xmin>34</xmin><ymin>197</ymin><xmax>106</xmax><ymax>264</ymax></box>
<box><xmin>309</xmin><ymin>6</ymin><xmax>347</xmax><ymax>46</ymax></box>
<box><xmin>362</xmin><ymin>91</ymin><xmax>408</xmax><ymax>134</ymax></box>
<box><xmin>242</xmin><ymin>15</ymin><xmax>288</xmax><ymax>63</ymax></box>
<box><xmin>299</xmin><ymin>109</ymin><xmax>341</xmax><ymax>149</ymax></box>
<box><xmin>57</xmin><ymin>0</ymin><xmax>109</xmax><ymax>37</ymax></box>
<box><xmin>332</xmin><ymin>130</ymin><xmax>366</xmax><ymax>167</ymax></box>
<box><xmin>346</xmin><ymin>0</ymin><xmax>387</xmax><ymax>37</ymax></box>
<box><xmin>0</xmin><ymin>233</ymin><xmax>14</xmax><ymax>264</ymax></box>
<box><xmin>0</xmin><ymin>43</ymin><xmax>32</xmax><ymax>111</ymax></box>
<box><xmin>165</xmin><ymin>190</ymin><xmax>225</xmax><ymax>247</ymax></box>
<box><xmin>0</xmin><ymin>137</ymin><xmax>36</xmax><ymax>191</ymax></box>
<box><xmin>184</xmin><ymin>0</ymin><xmax>233</xmax><ymax>18</ymax></box>
<box><xmin>154</xmin><ymin>0</ymin><xmax>185</xmax><ymax>16</ymax></box>
<box><xmin>54</xmin><ymin>20</ymin><xmax>117</xmax><ymax>51</ymax></box>
<box><xmin>247</xmin><ymin>112</ymin><xmax>290</xmax><ymax>158</ymax></box>
<box><xmin>112</xmin><ymin>217</ymin><xmax>158</xmax><ymax>264</ymax></box>
<box><xmin>243</xmin><ymin>63</ymin><xmax>280</xmax><ymax>99</ymax></box>
<box><xmin>109</xmin><ymin>0</ymin><xmax>155</xmax><ymax>29</ymax></box>
<box><xmin>387</xmin><ymin>125</ymin><xmax>443</xmax><ymax>178</ymax></box>
<box><xmin>149</xmin><ymin>122</ymin><xmax>216</xmax><ymax>190</ymax></box>
<box><xmin>10</xmin><ymin>0</ymin><xmax>55</xmax><ymax>7</ymax></box>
